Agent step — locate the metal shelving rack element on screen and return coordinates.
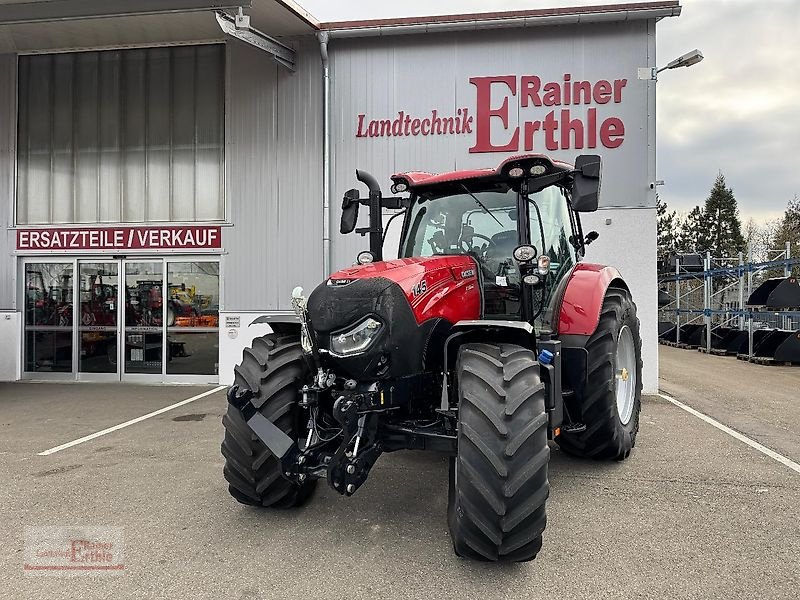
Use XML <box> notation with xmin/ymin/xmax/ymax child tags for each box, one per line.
<box><xmin>659</xmin><ymin>243</ymin><xmax>800</xmax><ymax>358</ymax></box>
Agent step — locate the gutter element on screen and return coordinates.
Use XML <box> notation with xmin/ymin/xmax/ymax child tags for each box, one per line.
<box><xmin>322</xmin><ymin>7</ymin><xmax>681</xmax><ymax>38</ymax></box>
<box><xmin>317</xmin><ymin>31</ymin><xmax>331</xmax><ymax>277</ymax></box>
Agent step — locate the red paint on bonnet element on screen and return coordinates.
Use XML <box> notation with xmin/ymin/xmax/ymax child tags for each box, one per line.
<box><xmin>557</xmin><ymin>263</ymin><xmax>624</xmax><ymax>335</ymax></box>
<box><xmin>328</xmin><ymin>256</ymin><xmax>481</xmax><ymax>325</ymax></box>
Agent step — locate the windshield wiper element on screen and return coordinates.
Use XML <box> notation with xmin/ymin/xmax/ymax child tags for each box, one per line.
<box><xmin>460</xmin><ymin>184</ymin><xmax>503</xmax><ymax>228</ymax></box>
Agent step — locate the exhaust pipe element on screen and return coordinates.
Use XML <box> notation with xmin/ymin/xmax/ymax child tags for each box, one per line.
<box><xmin>355</xmin><ymin>170</ymin><xmax>383</xmax><ymax>261</ymax></box>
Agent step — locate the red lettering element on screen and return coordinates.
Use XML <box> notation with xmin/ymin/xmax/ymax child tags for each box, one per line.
<box><xmin>613</xmin><ymin>79</ymin><xmax>627</xmax><ymax>103</ymax></box>
<box><xmin>461</xmin><ymin>108</ymin><xmax>473</xmax><ymax>133</ymax></box>
<box><xmin>588</xmin><ymin>107</ymin><xmax>597</xmax><ymax>148</ymax></box>
<box><xmin>542</xmin><ymin>82</ymin><xmax>561</xmax><ymax>106</ymax></box>
<box><xmin>600</xmin><ymin>117</ymin><xmax>625</xmax><ymax>148</ymax></box>
<box><xmin>442</xmin><ymin>117</ymin><xmax>455</xmax><ymax>134</ymax></box>
<box><xmin>411</xmin><ymin>118</ymin><xmax>421</xmax><ymax>135</ymax></box>
<box><xmin>542</xmin><ymin>111</ymin><xmax>559</xmax><ymax>151</ymax></box>
<box><xmin>379</xmin><ymin>119</ymin><xmax>391</xmax><ymax>136</ymax></box>
<box><xmin>403</xmin><ymin>115</ymin><xmax>412</xmax><ymax>136</ymax></box>
<box><xmin>421</xmin><ymin>118</ymin><xmax>431</xmax><ymax>135</ymax></box>
<box><xmin>593</xmin><ymin>80</ymin><xmax>612</xmax><ymax>104</ymax></box>
<box><xmin>521</xmin><ymin>76</ymin><xmax>541</xmax><ymax>107</ymax></box>
<box><xmin>356</xmin><ymin>114</ymin><xmax>367</xmax><ymax>137</ymax></box>
<box><xmin>573</xmin><ymin>81</ymin><xmax>591</xmax><ymax>105</ymax></box>
<box><xmin>523</xmin><ymin>120</ymin><xmax>541</xmax><ymax>151</ymax></box>
<box><xmin>560</xmin><ymin>110</ymin><xmax>584</xmax><ymax>149</ymax></box>
<box><xmin>391</xmin><ymin>112</ymin><xmax>404</xmax><ymax>136</ymax></box>
<box><xmin>469</xmin><ymin>75</ymin><xmax>519</xmax><ymax>153</ymax></box>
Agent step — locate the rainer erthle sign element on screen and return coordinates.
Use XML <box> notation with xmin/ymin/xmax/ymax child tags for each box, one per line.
<box><xmin>16</xmin><ymin>225</ymin><xmax>222</xmax><ymax>251</ymax></box>
<box><xmin>355</xmin><ymin>73</ymin><xmax>629</xmax><ymax>153</ymax></box>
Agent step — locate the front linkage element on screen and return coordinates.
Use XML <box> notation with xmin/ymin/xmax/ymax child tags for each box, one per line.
<box><xmin>228</xmin><ymin>362</ymin><xmax>391</xmax><ymax>497</ymax></box>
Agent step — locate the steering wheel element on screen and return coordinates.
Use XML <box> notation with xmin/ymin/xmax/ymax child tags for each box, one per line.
<box><xmin>460</xmin><ymin>232</ymin><xmax>493</xmax><ymax>253</ymax></box>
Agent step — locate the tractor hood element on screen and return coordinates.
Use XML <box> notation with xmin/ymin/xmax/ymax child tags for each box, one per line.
<box><xmin>325</xmin><ymin>255</ymin><xmax>480</xmax><ymax>325</ymax></box>
<box><xmin>307</xmin><ymin>255</ymin><xmax>480</xmax><ymax>379</ymax></box>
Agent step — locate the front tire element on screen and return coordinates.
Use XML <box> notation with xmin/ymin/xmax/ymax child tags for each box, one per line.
<box><xmin>556</xmin><ymin>286</ymin><xmax>643</xmax><ymax>460</ymax></box>
<box><xmin>221</xmin><ymin>334</ymin><xmax>317</xmax><ymax>507</ymax></box>
<box><xmin>448</xmin><ymin>343</ymin><xmax>550</xmax><ymax>562</ymax></box>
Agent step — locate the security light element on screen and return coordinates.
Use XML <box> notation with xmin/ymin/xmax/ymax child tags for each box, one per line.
<box><xmin>639</xmin><ymin>49</ymin><xmax>704</xmax><ymax>81</ymax></box>
<box><xmin>659</xmin><ymin>49</ymin><xmax>704</xmax><ymax>72</ymax></box>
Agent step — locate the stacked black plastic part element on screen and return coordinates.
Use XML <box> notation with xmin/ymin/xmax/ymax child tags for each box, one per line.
<box><xmin>658</xmin><ymin>276</ymin><xmax>800</xmax><ymax>364</ymax></box>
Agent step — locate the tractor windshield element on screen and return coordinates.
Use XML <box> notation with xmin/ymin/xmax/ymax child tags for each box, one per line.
<box><xmin>399</xmin><ymin>184</ymin><xmax>577</xmax><ymax>320</ymax></box>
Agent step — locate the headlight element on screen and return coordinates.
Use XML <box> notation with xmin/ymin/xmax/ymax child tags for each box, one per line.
<box><xmin>329</xmin><ymin>317</ymin><xmax>383</xmax><ymax>356</ymax></box>
<box><xmin>513</xmin><ymin>245</ymin><xmax>537</xmax><ymax>262</ymax></box>
<box><xmin>537</xmin><ymin>255</ymin><xmax>551</xmax><ymax>275</ymax></box>
<box><xmin>356</xmin><ymin>251</ymin><xmax>375</xmax><ymax>265</ymax></box>
<box><xmin>530</xmin><ymin>164</ymin><xmax>547</xmax><ymax>176</ymax></box>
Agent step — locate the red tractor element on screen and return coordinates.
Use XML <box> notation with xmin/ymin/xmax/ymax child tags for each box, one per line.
<box><xmin>222</xmin><ymin>154</ymin><xmax>642</xmax><ymax>562</ymax></box>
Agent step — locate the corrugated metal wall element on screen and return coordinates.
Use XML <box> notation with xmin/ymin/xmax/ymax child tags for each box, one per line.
<box><xmin>223</xmin><ymin>38</ymin><xmax>324</xmax><ymax>311</ymax></box>
<box><xmin>328</xmin><ymin>21</ymin><xmax>653</xmax><ymax>271</ymax></box>
<box><xmin>0</xmin><ymin>54</ymin><xmax>15</xmax><ymax>309</ymax></box>
<box><xmin>327</xmin><ymin>21</ymin><xmax>660</xmax><ymax>392</ymax></box>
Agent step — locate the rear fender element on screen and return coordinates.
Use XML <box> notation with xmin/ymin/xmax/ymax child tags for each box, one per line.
<box><xmin>556</xmin><ymin>263</ymin><xmax>628</xmax><ymax>410</ymax></box>
<box><xmin>557</xmin><ymin>263</ymin><xmax>628</xmax><ymax>336</ymax></box>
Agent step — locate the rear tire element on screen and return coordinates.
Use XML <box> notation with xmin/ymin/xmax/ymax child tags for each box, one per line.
<box><xmin>448</xmin><ymin>343</ymin><xmax>550</xmax><ymax>562</ymax></box>
<box><xmin>221</xmin><ymin>334</ymin><xmax>317</xmax><ymax>508</ymax></box>
<box><xmin>556</xmin><ymin>286</ymin><xmax>643</xmax><ymax>460</ymax></box>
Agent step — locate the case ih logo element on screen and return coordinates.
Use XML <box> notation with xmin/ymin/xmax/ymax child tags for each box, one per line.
<box><xmin>355</xmin><ymin>73</ymin><xmax>628</xmax><ymax>153</ymax></box>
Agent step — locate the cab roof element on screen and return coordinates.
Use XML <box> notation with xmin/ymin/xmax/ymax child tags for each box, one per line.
<box><xmin>391</xmin><ymin>154</ymin><xmax>574</xmax><ymax>195</ymax></box>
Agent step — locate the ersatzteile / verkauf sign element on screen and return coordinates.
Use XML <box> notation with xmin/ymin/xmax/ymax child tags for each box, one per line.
<box><xmin>16</xmin><ymin>225</ymin><xmax>222</xmax><ymax>252</ymax></box>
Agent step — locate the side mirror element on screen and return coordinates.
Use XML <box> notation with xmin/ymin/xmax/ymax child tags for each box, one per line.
<box><xmin>340</xmin><ymin>188</ymin><xmax>360</xmax><ymax>234</ymax></box>
<box><xmin>571</xmin><ymin>154</ymin><xmax>601</xmax><ymax>212</ymax></box>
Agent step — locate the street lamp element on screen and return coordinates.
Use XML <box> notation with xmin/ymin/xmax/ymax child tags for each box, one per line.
<box><xmin>638</xmin><ymin>49</ymin><xmax>704</xmax><ymax>81</ymax></box>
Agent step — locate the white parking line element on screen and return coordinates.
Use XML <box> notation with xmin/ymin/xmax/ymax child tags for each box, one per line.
<box><xmin>658</xmin><ymin>392</ymin><xmax>800</xmax><ymax>475</ymax></box>
<box><xmin>38</xmin><ymin>386</ymin><xmax>226</xmax><ymax>456</ymax></box>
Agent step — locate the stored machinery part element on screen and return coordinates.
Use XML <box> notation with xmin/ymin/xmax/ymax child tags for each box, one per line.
<box><xmin>556</xmin><ymin>287</ymin><xmax>642</xmax><ymax>460</ymax></box>
<box><xmin>222</xmin><ymin>153</ymin><xmax>642</xmax><ymax>561</ymax></box>
<box><xmin>448</xmin><ymin>343</ymin><xmax>549</xmax><ymax>561</ymax></box>
<box><xmin>746</xmin><ymin>277</ymin><xmax>800</xmax><ymax>309</ymax></box>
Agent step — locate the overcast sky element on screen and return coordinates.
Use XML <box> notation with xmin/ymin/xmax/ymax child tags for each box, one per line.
<box><xmin>302</xmin><ymin>0</ymin><xmax>799</xmax><ymax>223</ymax></box>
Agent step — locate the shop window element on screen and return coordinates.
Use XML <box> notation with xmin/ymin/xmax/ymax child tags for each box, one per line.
<box><xmin>166</xmin><ymin>262</ymin><xmax>219</xmax><ymax>375</ymax></box>
<box><xmin>17</xmin><ymin>45</ymin><xmax>225</xmax><ymax>225</ymax></box>
<box><xmin>24</xmin><ymin>263</ymin><xmax>74</xmax><ymax>372</ymax></box>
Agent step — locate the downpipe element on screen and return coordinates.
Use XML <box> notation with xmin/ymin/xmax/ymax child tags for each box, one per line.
<box><xmin>318</xmin><ymin>31</ymin><xmax>332</xmax><ymax>277</ymax></box>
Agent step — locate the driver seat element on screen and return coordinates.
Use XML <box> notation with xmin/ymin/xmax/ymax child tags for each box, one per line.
<box><xmin>483</xmin><ymin>230</ymin><xmax>518</xmax><ymax>271</ymax></box>
<box><xmin>480</xmin><ymin>230</ymin><xmax>520</xmax><ymax>318</ymax></box>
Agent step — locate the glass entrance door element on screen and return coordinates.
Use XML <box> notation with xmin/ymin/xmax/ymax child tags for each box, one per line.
<box><xmin>122</xmin><ymin>261</ymin><xmax>164</xmax><ymax>379</ymax></box>
<box><xmin>78</xmin><ymin>261</ymin><xmax>120</xmax><ymax>378</ymax></box>
<box><xmin>23</xmin><ymin>256</ymin><xmax>219</xmax><ymax>383</ymax></box>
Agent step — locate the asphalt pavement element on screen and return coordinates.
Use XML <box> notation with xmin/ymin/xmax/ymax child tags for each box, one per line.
<box><xmin>0</xmin><ymin>349</ymin><xmax>798</xmax><ymax>599</ymax></box>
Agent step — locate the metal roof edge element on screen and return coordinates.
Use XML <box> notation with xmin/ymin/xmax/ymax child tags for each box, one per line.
<box><xmin>273</xmin><ymin>0</ymin><xmax>320</xmax><ymax>30</ymax></box>
<box><xmin>320</xmin><ymin>1</ymin><xmax>681</xmax><ymax>37</ymax></box>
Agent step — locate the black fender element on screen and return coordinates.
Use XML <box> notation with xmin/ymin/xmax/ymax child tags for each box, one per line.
<box><xmin>248</xmin><ymin>313</ymin><xmax>301</xmax><ymax>337</ymax></box>
<box><xmin>441</xmin><ymin>319</ymin><xmax>562</xmax><ymax>434</ymax></box>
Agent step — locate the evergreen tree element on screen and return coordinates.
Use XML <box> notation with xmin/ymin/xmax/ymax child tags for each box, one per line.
<box><xmin>656</xmin><ymin>194</ymin><xmax>678</xmax><ymax>258</ymax></box>
<box><xmin>772</xmin><ymin>195</ymin><xmax>800</xmax><ymax>274</ymax></box>
<box><xmin>702</xmin><ymin>172</ymin><xmax>746</xmax><ymax>258</ymax></box>
<box><xmin>676</xmin><ymin>206</ymin><xmax>707</xmax><ymax>253</ymax></box>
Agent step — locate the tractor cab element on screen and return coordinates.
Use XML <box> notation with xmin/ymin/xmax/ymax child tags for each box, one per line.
<box><xmin>342</xmin><ymin>154</ymin><xmax>602</xmax><ymax>325</ymax></box>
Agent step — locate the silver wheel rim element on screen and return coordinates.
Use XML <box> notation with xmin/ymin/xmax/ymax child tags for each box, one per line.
<box><xmin>615</xmin><ymin>325</ymin><xmax>636</xmax><ymax>426</ymax></box>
